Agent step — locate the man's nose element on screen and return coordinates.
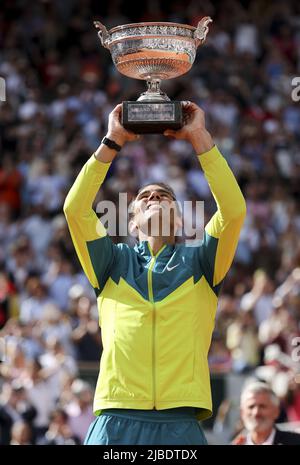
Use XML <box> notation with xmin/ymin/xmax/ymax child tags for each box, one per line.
<box><xmin>148</xmin><ymin>191</ymin><xmax>161</xmax><ymax>200</ymax></box>
<box><xmin>252</xmin><ymin>407</ymin><xmax>260</xmax><ymax>416</ymax></box>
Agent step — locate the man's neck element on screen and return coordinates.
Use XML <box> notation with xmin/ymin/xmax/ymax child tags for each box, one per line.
<box><xmin>250</xmin><ymin>428</ymin><xmax>274</xmax><ymax>445</ymax></box>
<box><xmin>139</xmin><ymin>235</ymin><xmax>175</xmax><ymax>256</ymax></box>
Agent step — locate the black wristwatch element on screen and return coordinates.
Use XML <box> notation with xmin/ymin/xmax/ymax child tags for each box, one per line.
<box><xmin>101</xmin><ymin>136</ymin><xmax>122</xmax><ymax>152</ymax></box>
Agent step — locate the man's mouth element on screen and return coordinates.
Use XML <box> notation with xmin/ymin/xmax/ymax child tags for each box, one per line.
<box><xmin>146</xmin><ymin>203</ymin><xmax>161</xmax><ymax>210</ymax></box>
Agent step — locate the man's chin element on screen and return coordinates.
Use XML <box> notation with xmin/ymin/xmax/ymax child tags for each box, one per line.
<box><xmin>144</xmin><ymin>208</ymin><xmax>162</xmax><ymax>218</ymax></box>
<box><xmin>138</xmin><ymin>211</ymin><xmax>175</xmax><ymax>237</ymax></box>
<box><xmin>144</xmin><ymin>210</ymin><xmax>163</xmax><ymax>225</ymax></box>
<box><xmin>140</xmin><ymin>223</ymin><xmax>174</xmax><ymax>238</ymax></box>
<box><xmin>244</xmin><ymin>420</ymin><xmax>270</xmax><ymax>433</ymax></box>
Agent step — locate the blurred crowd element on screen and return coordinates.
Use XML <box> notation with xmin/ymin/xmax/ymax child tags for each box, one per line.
<box><xmin>1</xmin><ymin>0</ymin><xmax>300</xmax><ymax>444</ymax></box>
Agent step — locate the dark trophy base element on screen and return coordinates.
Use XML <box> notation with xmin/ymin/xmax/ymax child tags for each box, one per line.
<box><xmin>122</xmin><ymin>101</ymin><xmax>183</xmax><ymax>134</ymax></box>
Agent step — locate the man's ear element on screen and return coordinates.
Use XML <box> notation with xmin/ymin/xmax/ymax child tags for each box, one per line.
<box><xmin>129</xmin><ymin>219</ymin><xmax>139</xmax><ymax>237</ymax></box>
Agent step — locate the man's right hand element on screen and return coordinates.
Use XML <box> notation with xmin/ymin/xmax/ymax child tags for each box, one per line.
<box><xmin>95</xmin><ymin>104</ymin><xmax>139</xmax><ymax>162</ymax></box>
<box><xmin>106</xmin><ymin>103</ymin><xmax>139</xmax><ymax>147</ymax></box>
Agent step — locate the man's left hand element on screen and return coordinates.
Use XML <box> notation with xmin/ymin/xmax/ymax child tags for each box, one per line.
<box><xmin>163</xmin><ymin>101</ymin><xmax>214</xmax><ymax>155</ymax></box>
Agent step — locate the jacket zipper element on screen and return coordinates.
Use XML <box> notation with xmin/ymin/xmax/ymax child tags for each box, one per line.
<box><xmin>147</xmin><ymin>244</ymin><xmax>166</xmax><ymax>409</ymax></box>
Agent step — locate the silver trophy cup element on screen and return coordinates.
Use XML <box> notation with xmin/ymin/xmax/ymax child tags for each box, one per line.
<box><xmin>94</xmin><ymin>18</ymin><xmax>212</xmax><ymax>134</ymax></box>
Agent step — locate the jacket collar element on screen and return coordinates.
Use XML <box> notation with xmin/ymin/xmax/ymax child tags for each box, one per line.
<box><xmin>134</xmin><ymin>241</ymin><xmax>174</xmax><ymax>258</ymax></box>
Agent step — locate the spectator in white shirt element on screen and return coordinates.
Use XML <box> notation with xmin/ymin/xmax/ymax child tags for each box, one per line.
<box><xmin>232</xmin><ymin>382</ymin><xmax>300</xmax><ymax>445</ymax></box>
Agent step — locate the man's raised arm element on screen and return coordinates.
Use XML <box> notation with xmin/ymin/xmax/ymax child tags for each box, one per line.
<box><xmin>164</xmin><ymin>101</ymin><xmax>246</xmax><ymax>291</ymax></box>
<box><xmin>63</xmin><ymin>104</ymin><xmax>139</xmax><ymax>292</ymax></box>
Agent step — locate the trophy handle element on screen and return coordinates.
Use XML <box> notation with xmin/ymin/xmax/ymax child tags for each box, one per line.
<box><xmin>94</xmin><ymin>21</ymin><xmax>110</xmax><ymax>48</ymax></box>
<box><xmin>194</xmin><ymin>16</ymin><xmax>212</xmax><ymax>47</ymax></box>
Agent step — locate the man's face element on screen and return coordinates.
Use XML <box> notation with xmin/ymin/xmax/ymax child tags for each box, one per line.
<box><xmin>241</xmin><ymin>392</ymin><xmax>279</xmax><ymax>434</ymax></box>
<box><xmin>131</xmin><ymin>185</ymin><xmax>180</xmax><ymax>237</ymax></box>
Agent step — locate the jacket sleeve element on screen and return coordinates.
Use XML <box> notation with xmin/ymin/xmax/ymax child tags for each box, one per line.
<box><xmin>197</xmin><ymin>146</ymin><xmax>246</xmax><ymax>292</ymax></box>
<box><xmin>63</xmin><ymin>154</ymin><xmax>118</xmax><ymax>294</ymax></box>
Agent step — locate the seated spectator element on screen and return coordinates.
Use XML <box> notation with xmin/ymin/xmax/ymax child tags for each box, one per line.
<box><xmin>232</xmin><ymin>382</ymin><xmax>300</xmax><ymax>445</ymax></box>
<box><xmin>22</xmin><ymin>358</ymin><xmax>58</xmax><ymax>442</ymax></box>
<box><xmin>226</xmin><ymin>310</ymin><xmax>260</xmax><ymax>373</ymax></box>
<box><xmin>0</xmin><ymin>271</ymin><xmax>18</xmax><ymax>329</ymax></box>
<box><xmin>286</xmin><ymin>377</ymin><xmax>300</xmax><ymax>422</ymax></box>
<box><xmin>19</xmin><ymin>275</ymin><xmax>52</xmax><ymax>324</ymax></box>
<box><xmin>43</xmin><ymin>257</ymin><xmax>76</xmax><ymax>311</ymax></box>
<box><xmin>37</xmin><ymin>408</ymin><xmax>80</xmax><ymax>445</ymax></box>
<box><xmin>7</xmin><ymin>238</ymin><xmax>37</xmax><ymax>291</ymax></box>
<box><xmin>0</xmin><ymin>341</ymin><xmax>28</xmax><ymax>382</ymax></box>
<box><xmin>0</xmin><ymin>381</ymin><xmax>36</xmax><ymax>445</ymax></box>
<box><xmin>65</xmin><ymin>379</ymin><xmax>95</xmax><ymax>444</ymax></box>
<box><xmin>39</xmin><ymin>304</ymin><xmax>74</xmax><ymax>357</ymax></box>
<box><xmin>208</xmin><ymin>334</ymin><xmax>232</xmax><ymax>374</ymax></box>
<box><xmin>71</xmin><ymin>295</ymin><xmax>102</xmax><ymax>362</ymax></box>
<box><xmin>10</xmin><ymin>420</ymin><xmax>33</xmax><ymax>445</ymax></box>
<box><xmin>0</xmin><ymin>154</ymin><xmax>22</xmax><ymax>217</ymax></box>
<box><xmin>240</xmin><ymin>269</ymin><xmax>274</xmax><ymax>326</ymax></box>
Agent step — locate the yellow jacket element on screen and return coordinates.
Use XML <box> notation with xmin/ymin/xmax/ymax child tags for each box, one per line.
<box><xmin>64</xmin><ymin>146</ymin><xmax>246</xmax><ymax>420</ymax></box>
